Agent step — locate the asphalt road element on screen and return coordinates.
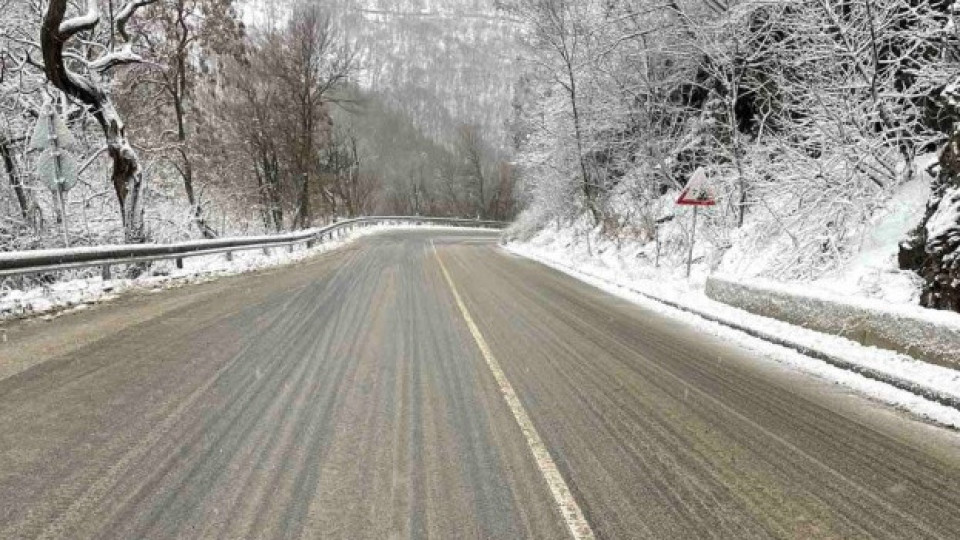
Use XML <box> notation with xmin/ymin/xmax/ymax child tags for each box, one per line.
<box><xmin>1</xmin><ymin>229</ymin><xmax>959</xmax><ymax>539</ymax></box>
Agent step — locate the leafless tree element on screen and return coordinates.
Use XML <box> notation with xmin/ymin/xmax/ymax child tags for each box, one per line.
<box><xmin>268</xmin><ymin>3</ymin><xmax>357</xmax><ymax>228</ymax></box>
<box><xmin>456</xmin><ymin>123</ymin><xmax>492</xmax><ymax>218</ymax></box>
<box><xmin>322</xmin><ymin>127</ymin><xmax>377</xmax><ymax>217</ymax></box>
<box><xmin>130</xmin><ymin>0</ymin><xmax>243</xmax><ymax>238</ymax></box>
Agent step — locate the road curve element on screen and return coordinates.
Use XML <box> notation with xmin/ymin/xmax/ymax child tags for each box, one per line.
<box><xmin>0</xmin><ymin>229</ymin><xmax>958</xmax><ymax>539</ymax></box>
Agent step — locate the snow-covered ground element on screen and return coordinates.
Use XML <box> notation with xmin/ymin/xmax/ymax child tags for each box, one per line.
<box><xmin>505</xmin><ymin>237</ymin><xmax>960</xmax><ymax>430</ymax></box>
<box><xmin>520</xmin><ymin>165</ymin><xmax>932</xmax><ymax>307</ymax></box>
<box><xmin>0</xmin><ymin>225</ymin><xmax>491</xmax><ymax>322</ymax></box>
<box><xmin>808</xmin><ymin>177</ymin><xmax>930</xmax><ymax>304</ymax></box>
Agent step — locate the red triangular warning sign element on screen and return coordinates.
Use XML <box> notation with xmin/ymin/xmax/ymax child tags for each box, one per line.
<box><xmin>676</xmin><ymin>167</ymin><xmax>716</xmax><ymax>206</ymax></box>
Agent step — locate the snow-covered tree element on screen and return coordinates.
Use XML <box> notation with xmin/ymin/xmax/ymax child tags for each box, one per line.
<box><xmin>36</xmin><ymin>0</ymin><xmax>160</xmax><ymax>243</ymax></box>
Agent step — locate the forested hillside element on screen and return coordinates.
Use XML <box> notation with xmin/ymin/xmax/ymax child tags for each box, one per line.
<box><xmin>503</xmin><ymin>0</ymin><xmax>960</xmax><ymax>312</ymax></box>
<box><xmin>326</xmin><ymin>0</ymin><xmax>520</xmax><ymax>147</ymax></box>
<box><xmin>0</xmin><ymin>0</ymin><xmax>518</xmax><ymax>255</ymax></box>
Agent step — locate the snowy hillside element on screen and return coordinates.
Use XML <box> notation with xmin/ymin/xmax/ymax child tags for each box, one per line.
<box><xmin>507</xmin><ymin>159</ymin><xmax>932</xmax><ymax>308</ymax></box>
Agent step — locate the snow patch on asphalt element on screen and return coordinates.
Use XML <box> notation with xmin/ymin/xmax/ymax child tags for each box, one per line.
<box><xmin>505</xmin><ymin>242</ymin><xmax>960</xmax><ymax>430</ymax></box>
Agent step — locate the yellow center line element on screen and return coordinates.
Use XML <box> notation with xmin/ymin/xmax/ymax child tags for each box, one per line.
<box><xmin>431</xmin><ymin>241</ymin><xmax>596</xmax><ymax>540</ymax></box>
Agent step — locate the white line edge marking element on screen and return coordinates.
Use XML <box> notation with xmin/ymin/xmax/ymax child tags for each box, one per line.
<box><xmin>431</xmin><ymin>240</ymin><xmax>596</xmax><ymax>540</ymax></box>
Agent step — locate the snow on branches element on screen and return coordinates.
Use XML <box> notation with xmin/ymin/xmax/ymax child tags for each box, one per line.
<box><xmin>507</xmin><ymin>0</ymin><xmax>960</xmax><ymax>311</ymax></box>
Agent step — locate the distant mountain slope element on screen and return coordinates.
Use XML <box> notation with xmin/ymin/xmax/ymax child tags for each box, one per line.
<box><xmin>330</xmin><ymin>0</ymin><xmax>520</xmax><ymax>148</ymax></box>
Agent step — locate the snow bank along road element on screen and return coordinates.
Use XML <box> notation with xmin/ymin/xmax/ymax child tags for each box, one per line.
<box><xmin>1</xmin><ymin>230</ymin><xmax>959</xmax><ymax>539</ymax></box>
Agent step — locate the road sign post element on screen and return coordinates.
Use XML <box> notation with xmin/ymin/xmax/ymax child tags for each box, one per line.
<box><xmin>687</xmin><ymin>205</ymin><xmax>698</xmax><ymax>278</ymax></box>
<box><xmin>53</xmin><ymin>185</ymin><xmax>68</xmax><ymax>247</ymax></box>
<box><xmin>30</xmin><ymin>105</ymin><xmax>78</xmax><ymax>247</ymax></box>
<box><xmin>676</xmin><ymin>167</ymin><xmax>716</xmax><ymax>278</ymax></box>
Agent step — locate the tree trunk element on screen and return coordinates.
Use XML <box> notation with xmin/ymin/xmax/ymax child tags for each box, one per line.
<box><xmin>266</xmin><ymin>155</ymin><xmax>283</xmax><ymax>231</ymax></box>
<box><xmin>565</xmin><ymin>64</ymin><xmax>600</xmax><ymax>224</ymax></box>
<box><xmin>173</xmin><ymin>97</ymin><xmax>215</xmax><ymax>238</ymax></box>
<box><xmin>176</xmin><ymin>147</ymin><xmax>215</xmax><ymax>238</ymax></box>
<box><xmin>296</xmin><ymin>173</ymin><xmax>311</xmax><ymax>229</ymax></box>
<box><xmin>102</xmin><ymin>102</ymin><xmax>147</xmax><ymax>244</ymax></box>
<box><xmin>1</xmin><ymin>139</ymin><xmax>32</xmax><ymax>224</ymax></box>
<box><xmin>171</xmin><ymin>14</ymin><xmax>215</xmax><ymax>240</ymax></box>
<box><xmin>256</xmin><ymin>152</ymin><xmax>283</xmax><ymax>232</ymax></box>
<box><xmin>254</xmin><ymin>167</ymin><xmax>272</xmax><ymax>231</ymax></box>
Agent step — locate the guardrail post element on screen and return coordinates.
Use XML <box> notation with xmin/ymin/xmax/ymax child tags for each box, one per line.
<box><xmin>226</xmin><ymin>251</ymin><xmax>234</xmax><ymax>262</ymax></box>
<box><xmin>101</xmin><ymin>264</ymin><xmax>111</xmax><ymax>281</ymax></box>
<box><xmin>262</xmin><ymin>247</ymin><xmax>271</xmax><ymax>257</ymax></box>
<box><xmin>288</xmin><ymin>244</ymin><xmax>294</xmax><ymax>253</ymax></box>
<box><xmin>176</xmin><ymin>258</ymin><xmax>184</xmax><ymax>270</ymax></box>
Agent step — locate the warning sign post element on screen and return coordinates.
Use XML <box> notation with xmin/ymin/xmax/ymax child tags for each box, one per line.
<box><xmin>676</xmin><ymin>168</ymin><xmax>716</xmax><ymax>278</ymax></box>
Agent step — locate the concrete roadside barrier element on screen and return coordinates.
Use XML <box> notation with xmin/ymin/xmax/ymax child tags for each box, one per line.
<box><xmin>706</xmin><ymin>276</ymin><xmax>960</xmax><ymax>369</ymax></box>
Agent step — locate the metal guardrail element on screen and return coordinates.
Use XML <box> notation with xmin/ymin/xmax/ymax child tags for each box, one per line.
<box><xmin>0</xmin><ymin>216</ymin><xmax>506</xmax><ymax>279</ymax></box>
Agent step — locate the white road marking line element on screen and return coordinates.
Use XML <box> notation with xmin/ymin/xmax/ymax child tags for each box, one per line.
<box><xmin>432</xmin><ymin>241</ymin><xmax>596</xmax><ymax>540</ymax></box>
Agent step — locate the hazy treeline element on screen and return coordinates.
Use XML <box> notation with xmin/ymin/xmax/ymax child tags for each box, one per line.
<box><xmin>502</xmin><ymin>0</ymin><xmax>960</xmax><ymax>311</ymax></box>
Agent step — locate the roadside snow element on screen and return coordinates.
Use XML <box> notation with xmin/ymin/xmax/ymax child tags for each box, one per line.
<box><xmin>506</xmin><ymin>241</ymin><xmax>960</xmax><ymax>429</ymax></box>
<box><xmin>813</xmin><ymin>177</ymin><xmax>930</xmax><ymax>304</ymax></box>
<box><xmin>707</xmin><ymin>274</ymin><xmax>960</xmax><ymax>368</ymax></box>
<box><xmin>0</xmin><ymin>225</ymin><xmax>493</xmax><ymax>322</ymax></box>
